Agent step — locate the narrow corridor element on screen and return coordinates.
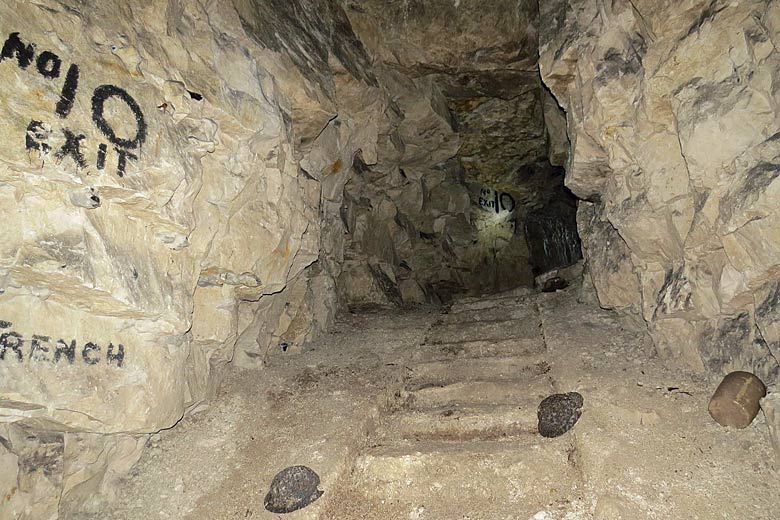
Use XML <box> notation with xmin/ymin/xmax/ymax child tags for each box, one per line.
<box><xmin>74</xmin><ymin>281</ymin><xmax>780</xmax><ymax>520</ymax></box>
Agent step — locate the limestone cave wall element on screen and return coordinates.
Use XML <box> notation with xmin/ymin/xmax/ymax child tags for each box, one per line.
<box><xmin>1</xmin><ymin>0</ymin><xmax>576</xmax><ymax>514</ymax></box>
<box><xmin>0</xmin><ymin>0</ymin><xmax>389</xmax><ymax>516</ymax></box>
<box><xmin>0</xmin><ymin>0</ymin><xmax>701</xmax><ymax>516</ymax></box>
<box><xmin>539</xmin><ymin>0</ymin><xmax>780</xmax><ymax>381</ymax></box>
<box><xmin>336</xmin><ymin>0</ymin><xmax>580</xmax><ymax>303</ymax></box>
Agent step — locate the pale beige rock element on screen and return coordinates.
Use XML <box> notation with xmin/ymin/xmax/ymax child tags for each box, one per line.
<box><xmin>577</xmin><ymin>202</ymin><xmax>642</xmax><ymax>315</ymax></box>
<box><xmin>540</xmin><ymin>0</ymin><xmax>780</xmax><ymax>380</ymax></box>
<box><xmin>542</xmin><ymin>87</ymin><xmax>569</xmax><ymax>167</ymax></box>
<box><xmin>760</xmin><ymin>393</ymin><xmax>780</xmax><ymax>466</ymax></box>
<box><xmin>342</xmin><ymin>0</ymin><xmax>542</xmax><ymax>173</ymax></box>
<box><xmin>0</xmin><ymin>424</ymin><xmax>63</xmax><ymax>520</ymax></box>
<box><xmin>59</xmin><ymin>434</ymin><xmax>147</xmax><ymax>515</ymax></box>
<box><xmin>399</xmin><ymin>278</ymin><xmax>427</xmax><ymax>305</ymax></box>
<box><xmin>0</xmin><ymin>0</ymin><xmax>339</xmax><ymax>433</ymax></box>
<box><xmin>335</xmin><ymin>72</ymin><xmax>485</xmax><ymax>304</ymax></box>
<box><xmin>0</xmin><ymin>0</ymin><xmax>391</xmax><ymax>513</ymax></box>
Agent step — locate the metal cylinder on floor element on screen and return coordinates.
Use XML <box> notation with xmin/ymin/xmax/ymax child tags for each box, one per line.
<box><xmin>708</xmin><ymin>371</ymin><xmax>767</xmax><ymax>429</ymax></box>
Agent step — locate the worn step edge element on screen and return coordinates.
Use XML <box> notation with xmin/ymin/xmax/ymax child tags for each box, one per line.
<box><xmin>357</xmin><ymin>437</ymin><xmax>574</xmax><ymax>462</ymax></box>
<box><xmin>406</xmin><ymin>355</ymin><xmax>551</xmax><ymax>386</ymax></box>
<box><xmin>412</xmin><ymin>338</ymin><xmax>545</xmax><ymax>361</ymax></box>
<box><xmin>377</xmin><ymin>403</ymin><xmax>540</xmax><ymax>443</ymax></box>
<box><xmin>436</xmin><ymin>306</ymin><xmax>538</xmax><ymax>324</ymax></box>
<box><xmin>340</xmin><ymin>438</ymin><xmax>579</xmax><ymax>519</ymax></box>
<box><xmin>405</xmin><ymin>379</ymin><xmax>554</xmax><ymax>409</ymax></box>
<box><xmin>448</xmin><ymin>293</ymin><xmax>535</xmax><ymax>305</ymax></box>
<box><xmin>425</xmin><ymin>324</ymin><xmax>541</xmax><ymax>345</ymax></box>
<box><xmin>431</xmin><ymin>316</ymin><xmax>538</xmax><ymax>328</ymax></box>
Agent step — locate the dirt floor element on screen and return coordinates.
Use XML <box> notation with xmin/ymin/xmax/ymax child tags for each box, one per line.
<box><xmin>65</xmin><ymin>282</ymin><xmax>780</xmax><ymax>520</ymax></box>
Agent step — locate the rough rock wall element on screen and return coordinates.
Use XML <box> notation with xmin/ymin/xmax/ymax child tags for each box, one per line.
<box><xmin>336</xmin><ymin>70</ymin><xmax>469</xmax><ymax>304</ymax></box>
<box><xmin>335</xmin><ymin>0</ymin><xmax>562</xmax><ymax>302</ymax></box>
<box><xmin>0</xmin><ymin>0</ymin><xmax>384</xmax><ymax>516</ymax></box>
<box><xmin>540</xmin><ymin>0</ymin><xmax>780</xmax><ymax>381</ymax></box>
<box><xmin>341</xmin><ymin>0</ymin><xmax>544</xmax><ymax>182</ymax></box>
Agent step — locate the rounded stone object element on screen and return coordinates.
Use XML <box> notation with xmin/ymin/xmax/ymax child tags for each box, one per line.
<box><xmin>538</xmin><ymin>392</ymin><xmax>584</xmax><ymax>438</ymax></box>
<box><xmin>264</xmin><ymin>465</ymin><xmax>324</xmax><ymax>514</ymax></box>
<box><xmin>542</xmin><ymin>277</ymin><xmax>568</xmax><ymax>293</ymax></box>
<box><xmin>708</xmin><ymin>371</ymin><xmax>766</xmax><ymax>429</ymax></box>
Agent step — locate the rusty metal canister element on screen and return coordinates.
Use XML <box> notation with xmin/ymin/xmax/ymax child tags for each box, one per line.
<box><xmin>708</xmin><ymin>371</ymin><xmax>766</xmax><ymax>429</ymax></box>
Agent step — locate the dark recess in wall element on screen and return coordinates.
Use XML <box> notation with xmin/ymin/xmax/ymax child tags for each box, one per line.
<box><xmin>524</xmin><ymin>182</ymin><xmax>582</xmax><ymax>275</ymax></box>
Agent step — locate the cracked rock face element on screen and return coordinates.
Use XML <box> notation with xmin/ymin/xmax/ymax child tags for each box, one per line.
<box><xmin>0</xmin><ymin>0</ymin><xmax>567</xmax><ymax>513</ymax></box>
<box><xmin>0</xmin><ymin>0</ymin><xmax>385</xmax><ymax>515</ymax></box>
<box><xmin>336</xmin><ymin>0</ymin><xmax>577</xmax><ymax>302</ymax></box>
<box><xmin>539</xmin><ymin>0</ymin><xmax>780</xmax><ymax>380</ymax></box>
<box><xmin>0</xmin><ymin>0</ymin><xmax>375</xmax><ymax>435</ymax></box>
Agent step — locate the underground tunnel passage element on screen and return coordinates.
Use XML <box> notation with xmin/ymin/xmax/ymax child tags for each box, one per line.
<box><xmin>1</xmin><ymin>1</ymin><xmax>780</xmax><ymax>519</ymax></box>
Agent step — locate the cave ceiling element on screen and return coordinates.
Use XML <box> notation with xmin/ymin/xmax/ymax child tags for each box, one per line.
<box><xmin>341</xmin><ymin>0</ymin><xmax>547</xmax><ymax>188</ymax></box>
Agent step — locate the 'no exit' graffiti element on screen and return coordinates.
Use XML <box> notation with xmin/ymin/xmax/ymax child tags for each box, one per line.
<box><xmin>478</xmin><ymin>188</ymin><xmax>516</xmax><ymax>214</ymax></box>
<box><xmin>1</xmin><ymin>31</ymin><xmax>148</xmax><ymax>177</ymax></box>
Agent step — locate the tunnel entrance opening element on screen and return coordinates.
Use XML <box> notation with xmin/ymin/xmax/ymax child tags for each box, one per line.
<box><xmin>524</xmin><ymin>176</ymin><xmax>582</xmax><ymax>277</ymax></box>
<box><xmin>334</xmin><ymin>0</ymin><xmax>583</xmax><ymax>306</ymax></box>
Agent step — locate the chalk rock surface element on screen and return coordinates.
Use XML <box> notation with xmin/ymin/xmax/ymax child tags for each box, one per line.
<box><xmin>540</xmin><ymin>0</ymin><xmax>780</xmax><ymax>380</ymax></box>
<box><xmin>337</xmin><ymin>0</ymin><xmax>579</xmax><ymax>302</ymax></box>
<box><xmin>0</xmin><ymin>0</ymin><xmax>569</xmax><ymax>515</ymax></box>
<box><xmin>0</xmin><ymin>0</ymin><xmax>384</xmax><ymax>516</ymax></box>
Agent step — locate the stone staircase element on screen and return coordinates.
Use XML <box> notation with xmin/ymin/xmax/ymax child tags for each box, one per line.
<box><xmin>325</xmin><ymin>292</ymin><xmax>583</xmax><ymax>519</ymax></box>
<box><xmin>78</xmin><ymin>285</ymin><xmax>780</xmax><ymax>520</ymax></box>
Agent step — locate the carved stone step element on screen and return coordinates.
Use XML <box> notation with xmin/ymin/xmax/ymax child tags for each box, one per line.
<box><xmin>406</xmin><ymin>379</ymin><xmax>554</xmax><ymax>409</ymax></box>
<box><xmin>377</xmin><ymin>403</ymin><xmax>540</xmax><ymax>443</ymax></box>
<box><xmin>350</xmin><ymin>438</ymin><xmax>578</xmax><ymax>519</ymax></box>
<box><xmin>448</xmin><ymin>294</ymin><xmax>533</xmax><ymax>313</ymax></box>
<box><xmin>425</xmin><ymin>319</ymin><xmax>541</xmax><ymax>345</ymax></box>
<box><xmin>406</xmin><ymin>356</ymin><xmax>551</xmax><ymax>387</ymax></box>
<box><xmin>411</xmin><ymin>337</ymin><xmax>545</xmax><ymax>363</ymax></box>
<box><xmin>437</xmin><ymin>300</ymin><xmax>537</xmax><ymax>324</ymax></box>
